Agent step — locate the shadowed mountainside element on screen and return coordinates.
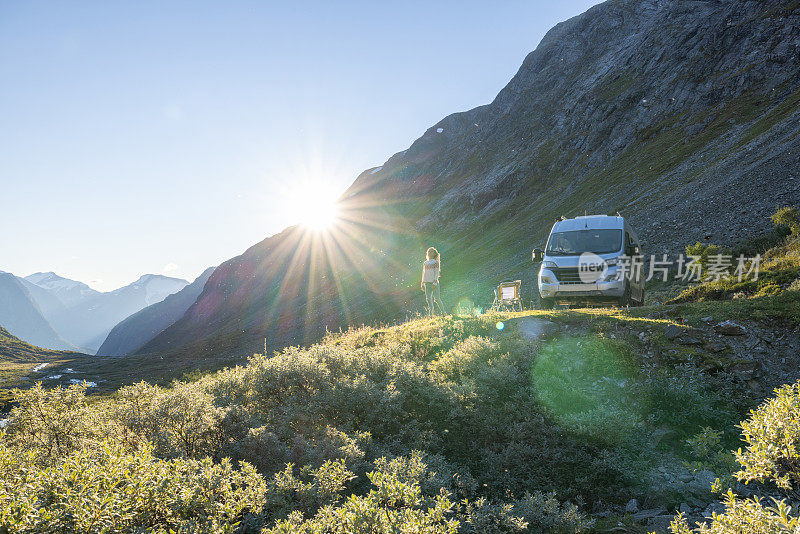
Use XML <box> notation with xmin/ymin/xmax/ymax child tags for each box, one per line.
<box><xmin>97</xmin><ymin>267</ymin><xmax>216</xmax><ymax>356</ymax></box>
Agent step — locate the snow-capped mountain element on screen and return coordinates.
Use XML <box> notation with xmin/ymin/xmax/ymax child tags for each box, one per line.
<box><xmin>97</xmin><ymin>267</ymin><xmax>215</xmax><ymax>356</ymax></box>
<box><xmin>24</xmin><ymin>272</ymin><xmax>100</xmax><ymax>308</ymax></box>
<box><xmin>20</xmin><ymin>272</ymin><xmax>189</xmax><ymax>354</ymax></box>
<box><xmin>110</xmin><ymin>274</ymin><xmax>189</xmax><ymax>307</ymax></box>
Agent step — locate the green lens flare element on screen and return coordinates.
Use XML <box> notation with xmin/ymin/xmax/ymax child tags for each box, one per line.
<box><xmin>530</xmin><ymin>336</ymin><xmax>638</xmax><ymax>442</ymax></box>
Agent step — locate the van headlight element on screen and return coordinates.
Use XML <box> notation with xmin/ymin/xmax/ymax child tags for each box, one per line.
<box><xmin>540</xmin><ymin>272</ymin><xmax>556</xmax><ymax>284</ymax></box>
<box><xmin>602</xmin><ymin>268</ymin><xmax>621</xmax><ymax>282</ymax></box>
<box><xmin>542</xmin><ymin>261</ymin><xmax>557</xmax><ymax>269</ymax></box>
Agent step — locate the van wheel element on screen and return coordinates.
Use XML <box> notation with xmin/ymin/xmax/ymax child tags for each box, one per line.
<box><xmin>618</xmin><ymin>283</ymin><xmax>632</xmax><ymax>307</ymax></box>
<box><xmin>540</xmin><ymin>298</ymin><xmax>554</xmax><ymax>310</ymax></box>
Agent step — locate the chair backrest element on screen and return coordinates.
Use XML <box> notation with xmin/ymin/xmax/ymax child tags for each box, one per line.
<box><xmin>498</xmin><ymin>280</ymin><xmax>521</xmax><ymax>301</ymax></box>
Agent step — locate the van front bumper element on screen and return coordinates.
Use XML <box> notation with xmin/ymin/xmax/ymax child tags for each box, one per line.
<box><xmin>538</xmin><ymin>279</ymin><xmax>625</xmax><ymax>299</ymax></box>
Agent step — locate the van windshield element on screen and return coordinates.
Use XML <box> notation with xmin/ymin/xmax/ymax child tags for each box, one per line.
<box><xmin>546</xmin><ymin>229</ymin><xmax>622</xmax><ymax>256</ymax></box>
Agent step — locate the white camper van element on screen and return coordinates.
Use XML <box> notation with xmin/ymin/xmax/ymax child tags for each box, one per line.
<box><xmin>532</xmin><ymin>215</ymin><xmax>645</xmax><ymax>308</ymax></box>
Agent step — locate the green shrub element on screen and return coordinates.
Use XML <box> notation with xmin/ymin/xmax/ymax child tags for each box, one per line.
<box><xmin>736</xmin><ymin>382</ymin><xmax>800</xmax><ymax>492</ymax></box>
<box><xmin>258</xmin><ymin>459</ymin><xmax>355</xmax><ymax>526</ymax></box>
<box><xmin>463</xmin><ymin>498</ymin><xmax>527</xmax><ymax>533</ymax></box>
<box><xmin>265</xmin><ymin>453</ymin><xmax>459</xmax><ymax>534</ymax></box>
<box><xmin>669</xmin><ymin>491</ymin><xmax>798</xmax><ymax>533</ymax></box>
<box><xmin>685</xmin><ymin>242</ymin><xmax>724</xmax><ymax>270</ymax></box>
<box><xmin>2</xmin><ymin>312</ymin><xmax>749</xmax><ymax>531</ymax></box>
<box><xmin>4</xmin><ymin>382</ymin><xmax>122</xmax><ymax>461</ymax></box>
<box><xmin>113</xmin><ymin>381</ymin><xmax>228</xmax><ymax>459</ymax></box>
<box><xmin>670</xmin><ymin>382</ymin><xmax>800</xmax><ymax>533</ymax></box>
<box><xmin>513</xmin><ymin>491</ymin><xmax>595</xmax><ymax>533</ymax></box>
<box><xmin>0</xmin><ymin>439</ymin><xmax>266</xmax><ymax>533</ymax></box>
<box><xmin>771</xmin><ymin>205</ymin><xmax>800</xmax><ymax>236</ymax></box>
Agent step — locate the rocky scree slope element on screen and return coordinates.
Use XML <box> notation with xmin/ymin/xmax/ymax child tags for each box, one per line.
<box><xmin>143</xmin><ymin>0</ymin><xmax>800</xmax><ymax>362</ymax></box>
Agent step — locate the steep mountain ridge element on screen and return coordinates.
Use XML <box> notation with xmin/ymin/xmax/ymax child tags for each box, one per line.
<box><xmin>143</xmin><ymin>0</ymin><xmax>800</xmax><ymax>362</ymax></box>
<box><xmin>97</xmin><ymin>267</ymin><xmax>216</xmax><ymax>356</ymax></box>
<box><xmin>0</xmin><ymin>273</ymin><xmax>76</xmax><ymax>351</ymax></box>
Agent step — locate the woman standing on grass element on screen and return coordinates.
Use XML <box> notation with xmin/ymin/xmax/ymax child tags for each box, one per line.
<box><xmin>420</xmin><ymin>247</ymin><xmax>443</xmax><ymax>316</ymax></box>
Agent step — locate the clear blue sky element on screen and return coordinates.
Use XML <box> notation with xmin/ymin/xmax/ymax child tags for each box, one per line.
<box><xmin>1</xmin><ymin>0</ymin><xmax>601</xmax><ymax>291</ymax></box>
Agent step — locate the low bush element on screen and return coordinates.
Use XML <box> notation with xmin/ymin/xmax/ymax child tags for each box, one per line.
<box><xmin>0</xmin><ymin>309</ymin><xmax>753</xmax><ymax>532</ymax></box>
<box><xmin>771</xmin><ymin>205</ymin><xmax>800</xmax><ymax>236</ymax></box>
<box><xmin>0</xmin><ymin>439</ymin><xmax>266</xmax><ymax>533</ymax></box>
<box><xmin>265</xmin><ymin>453</ymin><xmax>459</xmax><ymax>534</ymax></box>
<box><xmin>670</xmin><ymin>382</ymin><xmax>800</xmax><ymax>533</ymax></box>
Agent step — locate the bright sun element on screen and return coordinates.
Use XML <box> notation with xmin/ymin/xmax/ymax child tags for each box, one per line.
<box><xmin>296</xmin><ymin>185</ymin><xmax>340</xmax><ymax>230</ymax></box>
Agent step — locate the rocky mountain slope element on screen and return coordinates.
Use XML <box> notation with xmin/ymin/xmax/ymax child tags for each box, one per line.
<box><xmin>0</xmin><ymin>272</ymin><xmax>75</xmax><ymax>351</ymax></box>
<box><xmin>143</xmin><ymin>0</ymin><xmax>800</xmax><ymax>362</ymax></box>
<box><xmin>97</xmin><ymin>267</ymin><xmax>215</xmax><ymax>356</ymax></box>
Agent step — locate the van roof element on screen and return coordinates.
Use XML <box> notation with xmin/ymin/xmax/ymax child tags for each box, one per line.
<box><xmin>553</xmin><ymin>215</ymin><xmax>624</xmax><ymax>232</ymax></box>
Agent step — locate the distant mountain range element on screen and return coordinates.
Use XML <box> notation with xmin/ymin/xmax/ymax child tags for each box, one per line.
<box><xmin>0</xmin><ymin>272</ymin><xmax>76</xmax><ymax>351</ymax></box>
<box><xmin>0</xmin><ymin>271</ymin><xmax>190</xmax><ymax>354</ymax></box>
<box><xmin>97</xmin><ymin>267</ymin><xmax>215</xmax><ymax>356</ymax></box>
<box><xmin>23</xmin><ymin>272</ymin><xmax>100</xmax><ymax>308</ymax></box>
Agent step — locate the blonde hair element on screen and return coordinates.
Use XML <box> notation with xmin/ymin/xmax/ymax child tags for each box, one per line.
<box><xmin>426</xmin><ymin>247</ymin><xmax>439</xmax><ymax>260</ymax></box>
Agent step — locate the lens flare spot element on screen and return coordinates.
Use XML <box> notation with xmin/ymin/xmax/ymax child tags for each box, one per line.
<box><xmin>496</xmin><ymin>321</ymin><xmax>505</xmax><ymax>330</ymax></box>
<box><xmin>531</xmin><ymin>336</ymin><xmax>637</xmax><ymax>442</ymax></box>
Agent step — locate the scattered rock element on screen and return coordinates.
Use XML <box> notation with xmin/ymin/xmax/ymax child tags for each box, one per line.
<box><xmin>704</xmin><ymin>341</ymin><xmax>729</xmax><ymax>353</ymax></box>
<box><xmin>664</xmin><ymin>324</ymin><xmax>683</xmax><ymax>340</ymax></box>
<box><xmin>647</xmin><ymin>514</ymin><xmax>676</xmax><ymax>532</ymax></box>
<box><xmin>747</xmin><ymin>379</ymin><xmax>764</xmax><ymax>395</ymax></box>
<box><xmin>664</xmin><ymin>323</ymin><xmax>704</xmax><ymax>345</ymax></box>
<box><xmin>731</xmin><ymin>360</ymin><xmax>763</xmax><ymax>380</ymax></box>
<box><xmin>703</xmin><ymin>502</ymin><xmax>725</xmax><ymax>517</ymax></box>
<box><xmin>692</xmin><ymin>470</ymin><xmax>717</xmax><ymax>492</ymax></box>
<box><xmin>677</xmin><ymin>334</ymin><xmax>703</xmax><ymax>346</ymax></box>
<box><xmin>679</xmin><ymin>502</ymin><xmax>692</xmax><ymax>514</ymax></box>
<box><xmin>701</xmin><ymin>316</ymin><xmax>714</xmax><ymax>323</ymax></box>
<box><xmin>626</xmin><ymin>498</ymin><xmax>640</xmax><ymax>513</ymax></box>
<box><xmin>714</xmin><ymin>321</ymin><xmax>747</xmax><ymax>336</ymax></box>
<box><xmin>633</xmin><ymin>507</ymin><xmax>667</xmax><ymax>522</ymax></box>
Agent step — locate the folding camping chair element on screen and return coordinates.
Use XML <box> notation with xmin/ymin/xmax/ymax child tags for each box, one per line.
<box><xmin>490</xmin><ymin>280</ymin><xmax>523</xmax><ymax>312</ymax></box>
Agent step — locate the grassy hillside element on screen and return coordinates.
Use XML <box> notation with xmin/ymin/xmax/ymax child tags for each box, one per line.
<box><xmin>2</xmin><ymin>287</ymin><xmax>799</xmax><ymax>531</ymax></box>
<box><xmin>670</xmin><ymin>230</ymin><xmax>800</xmax><ymax>305</ymax></box>
<box><xmin>0</xmin><ymin>326</ymin><xmax>85</xmax><ymax>411</ymax></box>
